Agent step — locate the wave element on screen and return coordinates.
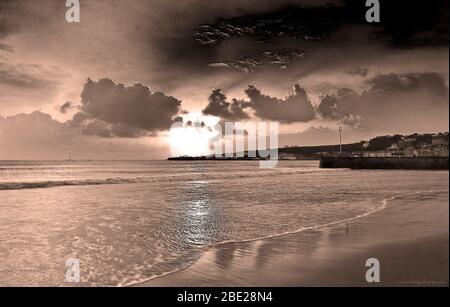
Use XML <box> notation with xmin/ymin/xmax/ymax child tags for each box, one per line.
<box><xmin>0</xmin><ymin>178</ymin><xmax>147</xmax><ymax>191</ymax></box>
<box><xmin>0</xmin><ymin>168</ymin><xmax>325</xmax><ymax>191</ymax></box>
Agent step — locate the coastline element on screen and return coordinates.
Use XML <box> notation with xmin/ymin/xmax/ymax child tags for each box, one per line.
<box><xmin>136</xmin><ymin>190</ymin><xmax>449</xmax><ymax>287</ymax></box>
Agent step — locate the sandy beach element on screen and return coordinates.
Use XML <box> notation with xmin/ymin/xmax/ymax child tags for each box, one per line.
<box><xmin>138</xmin><ymin>190</ymin><xmax>449</xmax><ymax>287</ymax></box>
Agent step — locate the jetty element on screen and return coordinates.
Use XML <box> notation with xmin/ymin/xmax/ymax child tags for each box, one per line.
<box><xmin>320</xmin><ymin>155</ymin><xmax>448</xmax><ymax>170</ymax></box>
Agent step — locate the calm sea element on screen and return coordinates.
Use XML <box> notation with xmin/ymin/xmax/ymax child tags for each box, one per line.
<box><xmin>0</xmin><ymin>160</ymin><xmax>448</xmax><ymax>286</ymax></box>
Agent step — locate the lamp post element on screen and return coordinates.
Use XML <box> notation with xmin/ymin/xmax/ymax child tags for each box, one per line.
<box><xmin>339</xmin><ymin>127</ymin><xmax>343</xmax><ymax>153</ymax></box>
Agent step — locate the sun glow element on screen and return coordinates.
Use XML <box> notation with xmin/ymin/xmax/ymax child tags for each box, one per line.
<box><xmin>167</xmin><ymin>113</ymin><xmax>220</xmax><ymax>157</ymax></box>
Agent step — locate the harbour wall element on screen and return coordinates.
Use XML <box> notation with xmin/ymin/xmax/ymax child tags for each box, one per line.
<box><xmin>319</xmin><ymin>156</ymin><xmax>449</xmax><ymax>170</ymax></box>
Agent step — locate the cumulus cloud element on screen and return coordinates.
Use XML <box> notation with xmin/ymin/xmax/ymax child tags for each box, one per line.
<box><xmin>245</xmin><ymin>84</ymin><xmax>316</xmax><ymax>123</ymax></box>
<box><xmin>203</xmin><ymin>84</ymin><xmax>317</xmax><ymax>123</ymax></box>
<box><xmin>202</xmin><ymin>89</ymin><xmax>250</xmax><ymax>120</ymax></box>
<box><xmin>317</xmin><ymin>72</ymin><xmax>449</xmax><ymax>132</ymax></box>
<box><xmin>79</xmin><ymin>78</ymin><xmax>182</xmax><ymax>133</ymax></box>
<box><xmin>317</xmin><ymin>88</ymin><xmax>363</xmax><ymax>126</ymax></box>
<box><xmin>67</xmin><ymin>112</ymin><xmax>149</xmax><ymax>139</ymax></box>
<box><xmin>58</xmin><ymin>78</ymin><xmax>184</xmax><ymax>138</ymax></box>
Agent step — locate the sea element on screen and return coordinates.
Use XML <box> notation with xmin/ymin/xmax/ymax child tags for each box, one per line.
<box><xmin>0</xmin><ymin>160</ymin><xmax>448</xmax><ymax>286</ymax></box>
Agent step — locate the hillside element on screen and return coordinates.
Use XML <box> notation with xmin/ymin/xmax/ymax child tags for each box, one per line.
<box><xmin>279</xmin><ymin>132</ymin><xmax>449</xmax><ymax>159</ymax></box>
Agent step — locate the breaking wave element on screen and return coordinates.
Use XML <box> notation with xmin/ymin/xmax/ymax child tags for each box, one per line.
<box><xmin>0</xmin><ymin>167</ymin><xmax>327</xmax><ymax>191</ymax></box>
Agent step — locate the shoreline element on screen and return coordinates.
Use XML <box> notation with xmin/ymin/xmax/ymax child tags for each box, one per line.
<box><xmin>136</xmin><ymin>190</ymin><xmax>449</xmax><ymax>287</ymax></box>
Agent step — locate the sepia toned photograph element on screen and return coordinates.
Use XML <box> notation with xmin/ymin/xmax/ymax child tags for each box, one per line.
<box><xmin>0</xmin><ymin>0</ymin><xmax>448</xmax><ymax>292</ymax></box>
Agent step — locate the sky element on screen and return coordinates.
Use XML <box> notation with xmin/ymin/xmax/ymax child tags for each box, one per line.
<box><xmin>0</xmin><ymin>0</ymin><xmax>448</xmax><ymax>159</ymax></box>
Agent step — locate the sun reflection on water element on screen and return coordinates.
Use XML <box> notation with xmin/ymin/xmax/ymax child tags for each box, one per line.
<box><xmin>181</xmin><ymin>181</ymin><xmax>216</xmax><ymax>246</ymax></box>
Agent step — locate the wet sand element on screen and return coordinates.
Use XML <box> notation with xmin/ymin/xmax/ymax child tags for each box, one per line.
<box><xmin>138</xmin><ymin>192</ymin><xmax>449</xmax><ymax>287</ymax></box>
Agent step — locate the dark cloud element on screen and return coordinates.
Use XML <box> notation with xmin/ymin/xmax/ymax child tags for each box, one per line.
<box><xmin>186</xmin><ymin>0</ymin><xmax>448</xmax><ymax>76</ymax></box>
<box><xmin>368</xmin><ymin>0</ymin><xmax>449</xmax><ymax>48</ymax></box>
<box><xmin>189</xmin><ymin>4</ymin><xmax>347</xmax><ymax>72</ymax></box>
<box><xmin>317</xmin><ymin>88</ymin><xmax>362</xmax><ymax>126</ymax></box>
<box><xmin>204</xmin><ymin>84</ymin><xmax>317</xmax><ymax>123</ymax></box>
<box><xmin>262</xmin><ymin>50</ymin><xmax>306</xmax><ymax>69</ymax></box>
<box><xmin>67</xmin><ymin>112</ymin><xmax>113</xmax><ymax>138</ymax></box>
<box><xmin>193</xmin><ymin>0</ymin><xmax>448</xmax><ymax>48</ymax></box>
<box><xmin>0</xmin><ymin>0</ymin><xmax>17</xmax><ymax>39</ymax></box>
<box><xmin>109</xmin><ymin>123</ymin><xmax>151</xmax><ymax>138</ymax></box>
<box><xmin>79</xmin><ymin>78</ymin><xmax>182</xmax><ymax>133</ymax></box>
<box><xmin>0</xmin><ymin>0</ymin><xmax>23</xmax><ymax>55</ymax></box>
<box><xmin>65</xmin><ymin>78</ymin><xmax>183</xmax><ymax>138</ymax></box>
<box><xmin>59</xmin><ymin>101</ymin><xmax>75</xmax><ymax>114</ymax></box>
<box><xmin>208</xmin><ymin>50</ymin><xmax>306</xmax><ymax>73</ymax></box>
<box><xmin>192</xmin><ymin>4</ymin><xmax>347</xmax><ymax>46</ymax></box>
<box><xmin>77</xmin><ymin>118</ymin><xmax>114</xmax><ymax>138</ymax></box>
<box><xmin>245</xmin><ymin>84</ymin><xmax>316</xmax><ymax>123</ymax></box>
<box><xmin>202</xmin><ymin>89</ymin><xmax>250</xmax><ymax>120</ymax></box>
<box><xmin>67</xmin><ymin>112</ymin><xmax>149</xmax><ymax>139</ymax></box>
<box><xmin>365</xmin><ymin>72</ymin><xmax>449</xmax><ymax>97</ymax></box>
<box><xmin>317</xmin><ymin>72</ymin><xmax>449</xmax><ymax>131</ymax></box>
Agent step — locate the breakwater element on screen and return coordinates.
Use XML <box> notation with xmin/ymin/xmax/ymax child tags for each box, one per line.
<box><xmin>319</xmin><ymin>156</ymin><xmax>449</xmax><ymax>170</ymax></box>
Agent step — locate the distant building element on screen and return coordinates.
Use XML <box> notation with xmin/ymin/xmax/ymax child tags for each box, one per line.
<box><xmin>319</xmin><ymin>132</ymin><xmax>449</xmax><ymax>159</ymax></box>
<box><xmin>278</xmin><ymin>153</ymin><xmax>297</xmax><ymax>160</ymax></box>
<box><xmin>387</xmin><ymin>144</ymin><xmax>399</xmax><ymax>151</ymax></box>
<box><xmin>398</xmin><ymin>137</ymin><xmax>416</xmax><ymax>149</ymax></box>
<box><xmin>432</xmin><ymin>134</ymin><xmax>449</xmax><ymax>146</ymax></box>
<box><xmin>403</xmin><ymin>148</ymin><xmax>419</xmax><ymax>157</ymax></box>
